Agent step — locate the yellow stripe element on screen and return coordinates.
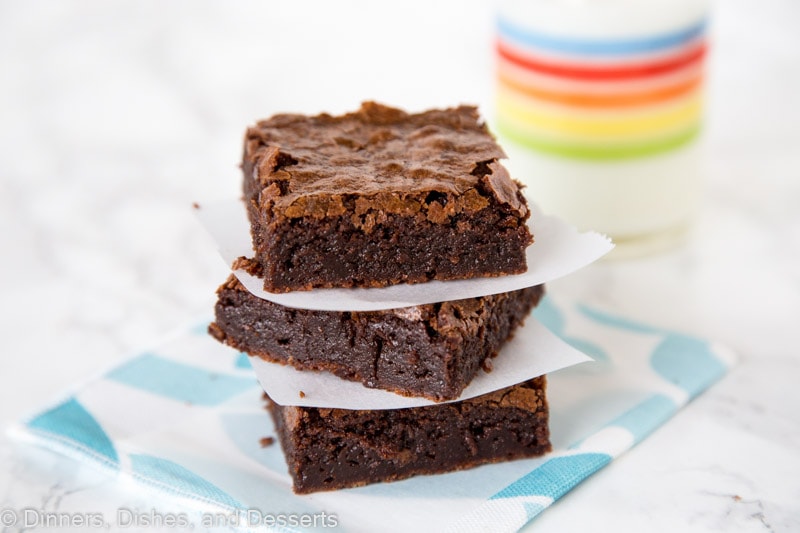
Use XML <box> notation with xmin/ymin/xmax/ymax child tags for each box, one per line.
<box><xmin>496</xmin><ymin>90</ymin><xmax>703</xmax><ymax>138</ymax></box>
<box><xmin>496</xmin><ymin>105</ymin><xmax>701</xmax><ymax>145</ymax></box>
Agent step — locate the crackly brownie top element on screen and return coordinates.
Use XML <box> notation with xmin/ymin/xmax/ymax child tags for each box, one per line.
<box><xmin>243</xmin><ymin>102</ymin><xmax>528</xmax><ymax>221</ymax></box>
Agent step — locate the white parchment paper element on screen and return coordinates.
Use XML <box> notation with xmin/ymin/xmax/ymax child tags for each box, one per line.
<box><xmin>196</xmin><ymin>199</ymin><xmax>613</xmax><ymax>312</ymax></box>
<box><xmin>249</xmin><ymin>316</ymin><xmax>592</xmax><ymax>409</ymax></box>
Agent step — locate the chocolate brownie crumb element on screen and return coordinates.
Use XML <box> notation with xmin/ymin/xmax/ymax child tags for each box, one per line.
<box><xmin>267</xmin><ymin>376</ymin><xmax>550</xmax><ymax>493</ymax></box>
<box><xmin>211</xmin><ymin>275</ymin><xmax>544</xmax><ymax>401</ymax></box>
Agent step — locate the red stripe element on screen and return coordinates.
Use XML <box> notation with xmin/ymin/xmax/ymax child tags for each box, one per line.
<box><xmin>497</xmin><ymin>40</ymin><xmax>707</xmax><ymax>81</ymax></box>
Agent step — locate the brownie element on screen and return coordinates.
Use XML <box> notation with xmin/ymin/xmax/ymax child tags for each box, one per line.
<box><xmin>265</xmin><ymin>376</ymin><xmax>550</xmax><ymax>493</ymax></box>
<box><xmin>242</xmin><ymin>101</ymin><xmax>533</xmax><ymax>293</ymax></box>
<box><xmin>210</xmin><ymin>274</ymin><xmax>544</xmax><ymax>401</ymax></box>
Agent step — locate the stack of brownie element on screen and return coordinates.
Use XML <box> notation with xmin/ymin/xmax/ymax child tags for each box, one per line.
<box><xmin>209</xmin><ymin>102</ymin><xmax>552</xmax><ymax>494</ymax></box>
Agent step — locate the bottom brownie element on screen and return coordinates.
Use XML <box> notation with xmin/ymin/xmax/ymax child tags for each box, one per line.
<box><xmin>266</xmin><ymin>376</ymin><xmax>551</xmax><ymax>494</ymax></box>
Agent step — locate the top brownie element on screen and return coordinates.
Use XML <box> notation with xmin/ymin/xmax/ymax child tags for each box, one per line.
<box><xmin>242</xmin><ymin>101</ymin><xmax>533</xmax><ymax>292</ymax></box>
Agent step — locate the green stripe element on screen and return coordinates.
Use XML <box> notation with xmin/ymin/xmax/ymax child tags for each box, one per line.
<box><xmin>495</xmin><ymin>120</ymin><xmax>701</xmax><ymax>161</ymax></box>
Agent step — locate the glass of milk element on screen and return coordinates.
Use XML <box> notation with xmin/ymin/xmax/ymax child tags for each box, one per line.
<box><xmin>493</xmin><ymin>0</ymin><xmax>710</xmax><ymax>257</ymax></box>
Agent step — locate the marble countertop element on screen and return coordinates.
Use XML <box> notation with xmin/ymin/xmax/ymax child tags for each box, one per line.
<box><xmin>1</xmin><ymin>0</ymin><xmax>798</xmax><ymax>531</ymax></box>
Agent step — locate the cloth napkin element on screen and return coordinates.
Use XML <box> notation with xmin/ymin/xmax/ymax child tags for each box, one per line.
<box><xmin>10</xmin><ymin>294</ymin><xmax>735</xmax><ymax>533</ymax></box>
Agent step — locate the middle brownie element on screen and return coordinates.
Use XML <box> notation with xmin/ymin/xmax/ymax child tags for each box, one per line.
<box><xmin>210</xmin><ymin>275</ymin><xmax>544</xmax><ymax>402</ymax></box>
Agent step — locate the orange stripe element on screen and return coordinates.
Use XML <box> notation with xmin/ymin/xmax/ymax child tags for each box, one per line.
<box><xmin>498</xmin><ymin>72</ymin><xmax>703</xmax><ymax>108</ymax></box>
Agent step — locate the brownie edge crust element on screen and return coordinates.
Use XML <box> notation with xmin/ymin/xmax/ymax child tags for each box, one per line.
<box><xmin>265</xmin><ymin>376</ymin><xmax>551</xmax><ymax>494</ymax></box>
<box><xmin>243</xmin><ymin>101</ymin><xmax>533</xmax><ymax>292</ymax></box>
<box><xmin>210</xmin><ymin>275</ymin><xmax>544</xmax><ymax>401</ymax></box>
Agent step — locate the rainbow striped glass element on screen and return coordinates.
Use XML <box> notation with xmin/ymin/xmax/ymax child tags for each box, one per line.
<box><xmin>494</xmin><ymin>0</ymin><xmax>711</xmax><ymax>255</ymax></box>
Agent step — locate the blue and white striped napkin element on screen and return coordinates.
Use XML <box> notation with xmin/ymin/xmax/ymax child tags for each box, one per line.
<box><xmin>10</xmin><ymin>294</ymin><xmax>734</xmax><ymax>533</ymax></box>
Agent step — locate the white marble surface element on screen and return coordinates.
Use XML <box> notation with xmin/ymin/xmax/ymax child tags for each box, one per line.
<box><xmin>1</xmin><ymin>0</ymin><xmax>799</xmax><ymax>531</ymax></box>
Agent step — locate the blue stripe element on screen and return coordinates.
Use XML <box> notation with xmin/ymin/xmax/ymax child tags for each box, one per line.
<box><xmin>605</xmin><ymin>394</ymin><xmax>677</xmax><ymax>444</ymax></box>
<box><xmin>491</xmin><ymin>453</ymin><xmax>612</xmax><ymax>500</ymax></box>
<box><xmin>234</xmin><ymin>352</ymin><xmax>252</xmax><ymax>369</ymax></box>
<box><xmin>130</xmin><ymin>453</ymin><xmax>244</xmax><ymax>509</ymax></box>
<box><xmin>535</xmin><ymin>297</ymin><xmax>608</xmax><ymax>362</ymax></box>
<box><xmin>650</xmin><ymin>335</ymin><xmax>727</xmax><ymax>398</ymax></box>
<box><xmin>497</xmin><ymin>17</ymin><xmax>707</xmax><ymax>56</ymax></box>
<box><xmin>106</xmin><ymin>353</ymin><xmax>256</xmax><ymax>406</ymax></box>
<box><xmin>523</xmin><ymin>501</ymin><xmax>547</xmax><ymax>521</ymax></box>
<box><xmin>28</xmin><ymin>397</ymin><xmax>119</xmax><ymax>466</ymax></box>
<box><xmin>577</xmin><ymin>304</ymin><xmax>662</xmax><ymax>335</ymax></box>
<box><xmin>579</xmin><ymin>305</ymin><xmax>728</xmax><ymax>398</ymax></box>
